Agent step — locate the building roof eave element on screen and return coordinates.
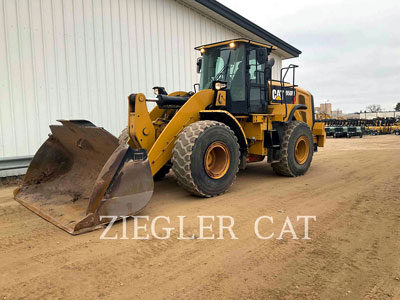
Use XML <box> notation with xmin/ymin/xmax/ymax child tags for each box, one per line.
<box><xmin>193</xmin><ymin>0</ymin><xmax>301</xmax><ymax>58</ymax></box>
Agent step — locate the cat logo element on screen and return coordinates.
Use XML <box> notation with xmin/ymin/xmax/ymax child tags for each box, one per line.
<box><xmin>271</xmin><ymin>86</ymin><xmax>296</xmax><ymax>103</ymax></box>
<box><xmin>272</xmin><ymin>88</ymin><xmax>283</xmax><ymax>101</ymax></box>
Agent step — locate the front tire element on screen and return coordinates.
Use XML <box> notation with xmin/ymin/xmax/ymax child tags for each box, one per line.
<box><xmin>172</xmin><ymin>120</ymin><xmax>240</xmax><ymax>197</ymax></box>
<box><xmin>272</xmin><ymin>121</ymin><xmax>314</xmax><ymax>177</ymax></box>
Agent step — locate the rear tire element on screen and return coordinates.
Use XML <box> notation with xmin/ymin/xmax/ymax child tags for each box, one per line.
<box><xmin>272</xmin><ymin>121</ymin><xmax>314</xmax><ymax>177</ymax></box>
<box><xmin>172</xmin><ymin>120</ymin><xmax>240</xmax><ymax>197</ymax></box>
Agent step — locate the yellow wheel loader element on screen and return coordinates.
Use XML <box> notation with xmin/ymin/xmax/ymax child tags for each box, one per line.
<box><xmin>14</xmin><ymin>39</ymin><xmax>325</xmax><ymax>234</ymax></box>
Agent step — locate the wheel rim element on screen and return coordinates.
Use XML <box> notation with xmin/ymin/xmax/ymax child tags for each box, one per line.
<box><xmin>204</xmin><ymin>142</ymin><xmax>230</xmax><ymax>179</ymax></box>
<box><xmin>294</xmin><ymin>136</ymin><xmax>309</xmax><ymax>165</ymax></box>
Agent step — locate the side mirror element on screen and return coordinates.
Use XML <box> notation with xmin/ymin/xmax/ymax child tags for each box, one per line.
<box><xmin>267</xmin><ymin>57</ymin><xmax>275</xmax><ymax>68</ymax></box>
<box><xmin>256</xmin><ymin>48</ymin><xmax>268</xmax><ymax>64</ymax></box>
<box><xmin>264</xmin><ymin>57</ymin><xmax>275</xmax><ymax>80</ymax></box>
<box><xmin>196</xmin><ymin>57</ymin><xmax>202</xmax><ymax>74</ymax></box>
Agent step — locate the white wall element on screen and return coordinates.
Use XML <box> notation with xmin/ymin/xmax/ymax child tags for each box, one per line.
<box><xmin>0</xmin><ymin>0</ymin><xmax>283</xmax><ymax>173</ymax></box>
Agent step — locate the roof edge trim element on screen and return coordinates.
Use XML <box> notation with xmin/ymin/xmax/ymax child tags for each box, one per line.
<box><xmin>195</xmin><ymin>0</ymin><xmax>302</xmax><ymax>57</ymax></box>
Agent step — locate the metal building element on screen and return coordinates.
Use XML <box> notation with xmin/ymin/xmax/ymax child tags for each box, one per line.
<box><xmin>0</xmin><ymin>0</ymin><xmax>300</xmax><ymax>176</ymax></box>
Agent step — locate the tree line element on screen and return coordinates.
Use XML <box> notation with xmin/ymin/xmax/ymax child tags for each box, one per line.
<box><xmin>364</xmin><ymin>103</ymin><xmax>400</xmax><ymax>113</ymax></box>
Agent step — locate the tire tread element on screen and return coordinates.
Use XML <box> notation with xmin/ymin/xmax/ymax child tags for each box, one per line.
<box><xmin>272</xmin><ymin>121</ymin><xmax>312</xmax><ymax>177</ymax></box>
<box><xmin>172</xmin><ymin>120</ymin><xmax>240</xmax><ymax>197</ymax></box>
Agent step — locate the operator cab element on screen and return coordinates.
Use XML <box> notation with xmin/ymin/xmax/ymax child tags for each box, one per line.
<box><xmin>195</xmin><ymin>39</ymin><xmax>276</xmax><ymax>114</ymax></box>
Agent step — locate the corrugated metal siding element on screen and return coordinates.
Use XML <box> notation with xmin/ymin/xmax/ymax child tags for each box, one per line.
<box><xmin>0</xmin><ymin>0</ymin><xmax>283</xmax><ymax>176</ymax></box>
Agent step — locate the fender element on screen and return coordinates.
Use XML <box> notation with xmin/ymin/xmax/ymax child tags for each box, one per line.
<box><xmin>199</xmin><ymin>110</ymin><xmax>248</xmax><ymax>150</ymax></box>
<box><xmin>285</xmin><ymin>104</ymin><xmax>307</xmax><ymax>123</ymax></box>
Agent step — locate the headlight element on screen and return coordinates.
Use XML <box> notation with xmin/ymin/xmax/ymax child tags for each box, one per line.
<box><xmin>213</xmin><ymin>81</ymin><xmax>227</xmax><ymax>90</ymax></box>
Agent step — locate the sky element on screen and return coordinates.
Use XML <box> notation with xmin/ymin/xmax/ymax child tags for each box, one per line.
<box><xmin>220</xmin><ymin>0</ymin><xmax>400</xmax><ymax>113</ymax></box>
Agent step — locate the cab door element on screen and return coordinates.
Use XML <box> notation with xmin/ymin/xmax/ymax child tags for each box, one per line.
<box><xmin>227</xmin><ymin>45</ymin><xmax>247</xmax><ymax>114</ymax></box>
<box><xmin>247</xmin><ymin>48</ymin><xmax>267</xmax><ymax>114</ymax></box>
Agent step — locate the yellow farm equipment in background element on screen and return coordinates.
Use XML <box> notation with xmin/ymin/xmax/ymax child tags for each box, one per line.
<box><xmin>14</xmin><ymin>39</ymin><xmax>325</xmax><ymax>234</ymax></box>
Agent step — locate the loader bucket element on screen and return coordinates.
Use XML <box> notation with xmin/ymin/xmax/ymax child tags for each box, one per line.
<box><xmin>14</xmin><ymin>120</ymin><xmax>153</xmax><ymax>235</ymax></box>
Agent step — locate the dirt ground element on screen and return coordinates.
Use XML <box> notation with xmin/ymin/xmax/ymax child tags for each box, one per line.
<box><xmin>1</xmin><ymin>135</ymin><xmax>399</xmax><ymax>300</ymax></box>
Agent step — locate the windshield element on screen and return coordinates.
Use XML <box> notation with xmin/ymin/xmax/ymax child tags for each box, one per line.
<box><xmin>199</xmin><ymin>44</ymin><xmax>245</xmax><ymax>92</ymax></box>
